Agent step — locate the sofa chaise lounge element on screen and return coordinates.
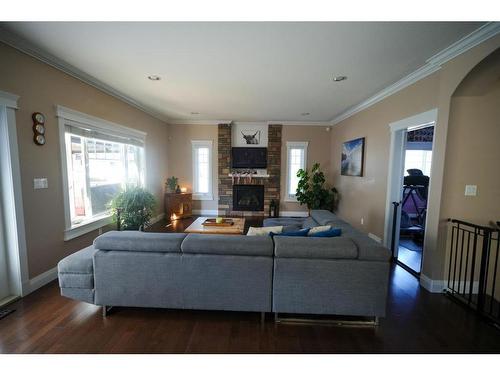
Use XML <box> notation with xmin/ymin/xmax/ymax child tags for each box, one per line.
<box><xmin>58</xmin><ymin>210</ymin><xmax>391</xmax><ymax>321</ymax></box>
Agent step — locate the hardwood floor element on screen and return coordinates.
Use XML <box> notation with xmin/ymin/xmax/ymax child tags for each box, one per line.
<box><xmin>1</xmin><ymin>217</ymin><xmax>500</xmax><ymax>353</ymax></box>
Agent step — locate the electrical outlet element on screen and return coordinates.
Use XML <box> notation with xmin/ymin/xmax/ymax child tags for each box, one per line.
<box><xmin>464</xmin><ymin>185</ymin><xmax>477</xmax><ymax>196</ymax></box>
<box><xmin>360</xmin><ymin>217</ymin><xmax>364</xmax><ymax>225</ymax></box>
<box><xmin>33</xmin><ymin>178</ymin><xmax>48</xmax><ymax>189</ymax></box>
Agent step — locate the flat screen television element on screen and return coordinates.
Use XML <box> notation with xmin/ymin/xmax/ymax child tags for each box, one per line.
<box><xmin>231</xmin><ymin>147</ymin><xmax>267</xmax><ymax>169</ymax></box>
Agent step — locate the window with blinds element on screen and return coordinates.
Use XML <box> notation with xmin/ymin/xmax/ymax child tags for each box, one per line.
<box><xmin>58</xmin><ymin>106</ymin><xmax>146</xmax><ymax>234</ymax></box>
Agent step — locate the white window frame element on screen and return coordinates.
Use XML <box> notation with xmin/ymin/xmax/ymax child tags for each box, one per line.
<box><xmin>57</xmin><ymin>105</ymin><xmax>147</xmax><ymax>241</ymax></box>
<box><xmin>285</xmin><ymin>141</ymin><xmax>308</xmax><ymax>202</ymax></box>
<box><xmin>191</xmin><ymin>140</ymin><xmax>213</xmax><ymax>201</ymax></box>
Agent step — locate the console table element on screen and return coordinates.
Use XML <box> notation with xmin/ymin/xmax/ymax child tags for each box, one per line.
<box><xmin>165</xmin><ymin>192</ymin><xmax>192</xmax><ymax>221</ymax></box>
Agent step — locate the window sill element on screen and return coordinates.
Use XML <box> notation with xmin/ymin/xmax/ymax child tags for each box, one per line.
<box><xmin>284</xmin><ymin>196</ymin><xmax>298</xmax><ymax>202</ymax></box>
<box><xmin>193</xmin><ymin>194</ymin><xmax>214</xmax><ymax>201</ymax></box>
<box><xmin>64</xmin><ymin>215</ymin><xmax>113</xmax><ymax>241</ymax></box>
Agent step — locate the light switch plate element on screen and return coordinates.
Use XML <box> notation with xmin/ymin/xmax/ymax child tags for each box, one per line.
<box><xmin>464</xmin><ymin>185</ymin><xmax>477</xmax><ymax>196</ymax></box>
<box><xmin>34</xmin><ymin>178</ymin><xmax>48</xmax><ymax>189</ymax></box>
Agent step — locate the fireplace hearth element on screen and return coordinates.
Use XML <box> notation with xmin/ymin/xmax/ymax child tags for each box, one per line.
<box><xmin>233</xmin><ymin>185</ymin><xmax>264</xmax><ymax>211</ymax></box>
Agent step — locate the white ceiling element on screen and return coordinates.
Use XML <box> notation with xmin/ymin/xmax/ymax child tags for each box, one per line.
<box><xmin>0</xmin><ymin>22</ymin><xmax>486</xmax><ymax>122</ymax></box>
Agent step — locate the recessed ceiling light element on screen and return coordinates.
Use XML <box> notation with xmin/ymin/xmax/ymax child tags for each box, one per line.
<box><xmin>301</xmin><ymin>112</ymin><xmax>310</xmax><ymax>116</ymax></box>
<box><xmin>190</xmin><ymin>112</ymin><xmax>200</xmax><ymax>115</ymax></box>
<box><xmin>333</xmin><ymin>76</ymin><xmax>347</xmax><ymax>82</ymax></box>
<box><xmin>147</xmin><ymin>75</ymin><xmax>161</xmax><ymax>81</ymax></box>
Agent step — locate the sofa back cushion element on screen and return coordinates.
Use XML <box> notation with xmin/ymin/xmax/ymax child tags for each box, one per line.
<box><xmin>247</xmin><ymin>226</ymin><xmax>283</xmax><ymax>236</ymax></box>
<box><xmin>93</xmin><ymin>231</ymin><xmax>185</xmax><ymax>253</ymax></box>
<box><xmin>182</xmin><ymin>234</ymin><xmax>274</xmax><ymax>256</ymax></box>
<box><xmin>349</xmin><ymin>235</ymin><xmax>392</xmax><ymax>261</ymax></box>
<box><xmin>310</xmin><ymin>210</ymin><xmax>338</xmax><ymax>226</ymax></box>
<box><xmin>301</xmin><ymin>217</ymin><xmax>317</xmax><ymax>229</ymax></box>
<box><xmin>271</xmin><ymin>228</ymin><xmax>310</xmax><ymax>237</ymax></box>
<box><xmin>309</xmin><ymin>227</ymin><xmax>342</xmax><ymax>237</ymax></box>
<box><xmin>273</xmin><ymin>236</ymin><xmax>358</xmax><ymax>259</ymax></box>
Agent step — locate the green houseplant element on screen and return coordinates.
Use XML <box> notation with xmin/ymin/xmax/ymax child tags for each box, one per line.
<box><xmin>295</xmin><ymin>163</ymin><xmax>339</xmax><ymax>213</ymax></box>
<box><xmin>110</xmin><ymin>187</ymin><xmax>156</xmax><ymax>230</ymax></box>
<box><xmin>166</xmin><ymin>176</ymin><xmax>179</xmax><ymax>193</ymax></box>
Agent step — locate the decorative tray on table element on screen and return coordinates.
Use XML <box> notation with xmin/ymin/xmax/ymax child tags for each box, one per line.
<box><xmin>202</xmin><ymin>218</ymin><xmax>235</xmax><ymax>227</ymax></box>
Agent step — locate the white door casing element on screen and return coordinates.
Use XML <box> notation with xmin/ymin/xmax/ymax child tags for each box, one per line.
<box><xmin>0</xmin><ymin>189</ymin><xmax>10</xmax><ymax>302</ymax></box>
<box><xmin>384</xmin><ymin>109</ymin><xmax>438</xmax><ymax>264</ymax></box>
<box><xmin>0</xmin><ymin>91</ymin><xmax>28</xmax><ymax>298</ymax></box>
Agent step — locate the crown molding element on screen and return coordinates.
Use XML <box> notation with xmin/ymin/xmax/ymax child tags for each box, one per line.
<box><xmin>427</xmin><ymin>22</ymin><xmax>500</xmax><ymax>66</ymax></box>
<box><xmin>271</xmin><ymin>121</ymin><xmax>332</xmax><ymax>126</ymax></box>
<box><xmin>168</xmin><ymin>119</ymin><xmax>332</xmax><ymax>126</ymax></box>
<box><xmin>331</xmin><ymin>22</ymin><xmax>500</xmax><ymax>125</ymax></box>
<box><xmin>167</xmin><ymin>119</ymin><xmax>233</xmax><ymax>125</ymax></box>
<box><xmin>2</xmin><ymin>22</ymin><xmax>498</xmax><ymax>127</ymax></box>
<box><xmin>0</xmin><ymin>27</ymin><xmax>169</xmax><ymax>123</ymax></box>
<box><xmin>0</xmin><ymin>89</ymin><xmax>19</xmax><ymax>109</ymax></box>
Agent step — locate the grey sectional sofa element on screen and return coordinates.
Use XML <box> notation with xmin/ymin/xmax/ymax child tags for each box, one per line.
<box><xmin>58</xmin><ymin>210</ymin><xmax>391</xmax><ymax>321</ymax></box>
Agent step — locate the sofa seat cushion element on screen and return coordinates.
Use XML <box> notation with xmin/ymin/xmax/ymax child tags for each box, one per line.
<box><xmin>57</xmin><ymin>245</ymin><xmax>96</xmax><ymax>289</ymax></box>
<box><xmin>271</xmin><ymin>228</ymin><xmax>310</xmax><ymax>237</ymax></box>
<box><xmin>93</xmin><ymin>231</ymin><xmax>186</xmax><ymax>253</ymax></box>
<box><xmin>247</xmin><ymin>226</ymin><xmax>283</xmax><ymax>236</ymax></box>
<box><xmin>309</xmin><ymin>227</ymin><xmax>342</xmax><ymax>238</ymax></box>
<box><xmin>263</xmin><ymin>217</ymin><xmax>305</xmax><ymax>226</ymax></box>
<box><xmin>307</xmin><ymin>225</ymin><xmax>331</xmax><ymax>235</ymax></box>
<box><xmin>263</xmin><ymin>217</ymin><xmax>306</xmax><ymax>233</ymax></box>
<box><xmin>301</xmin><ymin>217</ymin><xmax>318</xmax><ymax>229</ymax></box>
<box><xmin>310</xmin><ymin>210</ymin><xmax>338</xmax><ymax>226</ymax></box>
<box><xmin>274</xmin><ymin>237</ymin><xmax>358</xmax><ymax>259</ymax></box>
<box><xmin>181</xmin><ymin>234</ymin><xmax>274</xmax><ymax>256</ymax></box>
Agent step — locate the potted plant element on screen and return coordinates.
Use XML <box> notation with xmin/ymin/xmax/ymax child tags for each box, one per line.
<box><xmin>166</xmin><ymin>176</ymin><xmax>179</xmax><ymax>193</ymax></box>
<box><xmin>295</xmin><ymin>163</ymin><xmax>339</xmax><ymax>214</ymax></box>
<box><xmin>110</xmin><ymin>186</ymin><xmax>156</xmax><ymax>231</ymax></box>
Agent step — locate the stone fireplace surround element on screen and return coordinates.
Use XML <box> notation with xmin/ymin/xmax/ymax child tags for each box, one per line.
<box><xmin>218</xmin><ymin>123</ymin><xmax>281</xmax><ymax>216</ymax></box>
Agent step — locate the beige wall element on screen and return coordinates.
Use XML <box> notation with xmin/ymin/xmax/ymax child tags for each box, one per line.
<box><xmin>0</xmin><ymin>42</ymin><xmax>169</xmax><ymax>278</ymax></box>
<box><xmin>329</xmin><ymin>35</ymin><xmax>500</xmax><ymax>281</ymax></box>
<box><xmin>441</xmin><ymin>53</ymin><xmax>500</xmax><ymax>227</ymax></box>
<box><xmin>166</xmin><ymin>124</ymin><xmax>218</xmax><ymax>212</ymax></box>
<box><xmin>2</xmin><ymin>32</ymin><xmax>498</xmax><ymax>285</ymax></box>
<box><xmin>280</xmin><ymin>125</ymin><xmax>333</xmax><ymax>212</ymax></box>
<box><xmin>166</xmin><ymin>124</ymin><xmax>333</xmax><ymax>214</ymax></box>
<box><xmin>330</xmin><ymin>74</ymin><xmax>440</xmax><ymax>237</ymax></box>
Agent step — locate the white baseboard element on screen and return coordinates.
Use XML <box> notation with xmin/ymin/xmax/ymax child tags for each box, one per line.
<box><xmin>279</xmin><ymin>211</ymin><xmax>309</xmax><ymax>217</ymax></box>
<box><xmin>419</xmin><ymin>274</ymin><xmax>445</xmax><ymax>293</ymax></box>
<box><xmin>368</xmin><ymin>233</ymin><xmax>382</xmax><ymax>243</ymax></box>
<box><xmin>192</xmin><ymin>209</ymin><xmax>219</xmax><ymax>216</ymax></box>
<box><xmin>0</xmin><ymin>295</ymin><xmax>20</xmax><ymax>308</ymax></box>
<box><xmin>419</xmin><ymin>274</ymin><xmax>480</xmax><ymax>294</ymax></box>
<box><xmin>22</xmin><ymin>266</ymin><xmax>58</xmax><ymax>296</ymax></box>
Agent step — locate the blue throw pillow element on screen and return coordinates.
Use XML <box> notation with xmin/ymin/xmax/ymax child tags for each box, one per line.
<box><xmin>309</xmin><ymin>228</ymin><xmax>342</xmax><ymax>237</ymax></box>
<box><xmin>270</xmin><ymin>228</ymin><xmax>310</xmax><ymax>237</ymax></box>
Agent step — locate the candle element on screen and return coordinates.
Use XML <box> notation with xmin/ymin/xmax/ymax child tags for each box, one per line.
<box><xmin>180</xmin><ymin>187</ymin><xmax>187</xmax><ymax>193</ymax></box>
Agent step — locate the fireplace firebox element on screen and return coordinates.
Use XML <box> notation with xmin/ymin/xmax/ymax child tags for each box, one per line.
<box><xmin>233</xmin><ymin>185</ymin><xmax>264</xmax><ymax>211</ymax></box>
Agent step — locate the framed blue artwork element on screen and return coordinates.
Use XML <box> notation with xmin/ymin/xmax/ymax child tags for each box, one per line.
<box><xmin>341</xmin><ymin>137</ymin><xmax>365</xmax><ymax>177</ymax></box>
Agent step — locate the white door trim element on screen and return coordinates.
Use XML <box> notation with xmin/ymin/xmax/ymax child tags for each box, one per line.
<box><xmin>0</xmin><ymin>92</ymin><xmax>30</xmax><ymax>297</ymax></box>
<box><xmin>384</xmin><ymin>109</ymin><xmax>438</xmax><ymax>262</ymax></box>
